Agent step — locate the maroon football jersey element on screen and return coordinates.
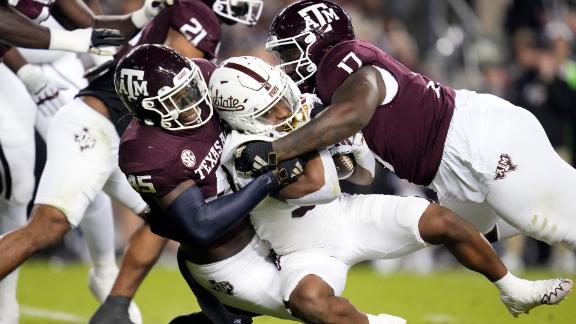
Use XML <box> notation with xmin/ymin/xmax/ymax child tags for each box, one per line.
<box><xmin>316</xmin><ymin>40</ymin><xmax>456</xmax><ymax>185</ymax></box>
<box><xmin>119</xmin><ymin>115</ymin><xmax>227</xmax><ymax>198</ymax></box>
<box><xmin>118</xmin><ymin>58</ymin><xmax>225</xmax><ymax>201</ymax></box>
<box><xmin>0</xmin><ymin>0</ymin><xmax>54</xmax><ymax>58</ymax></box>
<box><xmin>117</xmin><ymin>0</ymin><xmax>221</xmax><ymax>61</ymax></box>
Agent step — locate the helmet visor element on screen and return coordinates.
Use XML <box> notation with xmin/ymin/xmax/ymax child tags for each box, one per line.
<box><xmin>142</xmin><ymin>66</ymin><xmax>213</xmax><ymax>130</ymax></box>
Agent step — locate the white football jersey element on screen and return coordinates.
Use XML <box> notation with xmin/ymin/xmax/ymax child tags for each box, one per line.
<box><xmin>221</xmin><ymin>130</ymin><xmax>343</xmax><ymax>255</ymax></box>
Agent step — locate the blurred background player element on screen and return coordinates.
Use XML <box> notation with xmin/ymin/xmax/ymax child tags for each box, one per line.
<box><xmin>0</xmin><ymin>0</ymin><xmax>173</xmax><ymax>322</ymax></box>
<box><xmin>67</xmin><ymin>1</ymin><xmax>267</xmax><ymax>322</ymax></box>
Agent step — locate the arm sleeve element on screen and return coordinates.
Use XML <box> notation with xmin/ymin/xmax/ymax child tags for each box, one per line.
<box><xmin>165</xmin><ymin>171</ymin><xmax>279</xmax><ymax>246</ymax></box>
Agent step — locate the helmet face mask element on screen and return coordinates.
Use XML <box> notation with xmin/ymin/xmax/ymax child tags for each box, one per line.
<box><xmin>212</xmin><ymin>0</ymin><xmax>263</xmax><ymax>27</ymax></box>
<box><xmin>266</xmin><ymin>0</ymin><xmax>355</xmax><ymax>90</ymax></box>
<box><xmin>251</xmin><ymin>80</ymin><xmax>302</xmax><ymax>137</ymax></box>
<box><xmin>210</xmin><ymin>56</ymin><xmax>309</xmax><ymax>138</ymax></box>
<box><xmin>115</xmin><ymin>44</ymin><xmax>213</xmax><ymax>131</ymax></box>
<box><xmin>266</xmin><ymin>31</ymin><xmax>318</xmax><ymax>86</ymax></box>
<box><xmin>141</xmin><ymin>65</ymin><xmax>213</xmax><ymax>131</ymax></box>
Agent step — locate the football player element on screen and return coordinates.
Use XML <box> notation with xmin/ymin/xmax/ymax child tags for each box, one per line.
<box><xmin>106</xmin><ymin>44</ymin><xmax>300</xmax><ymax>324</ymax></box>
<box><xmin>0</xmin><ymin>0</ymin><xmax>171</xmax><ymax>322</ymax></box>
<box><xmin>0</xmin><ymin>42</ymin><xmax>115</xmax><ymax>324</ymax></box>
<box><xmin>235</xmin><ymin>0</ymin><xmax>576</xmax><ymax>256</ymax></box>
<box><xmin>80</xmin><ymin>1</ymin><xmax>265</xmax><ymax>323</ymax></box>
<box><xmin>211</xmin><ymin>56</ymin><xmax>573</xmax><ymax>322</ymax></box>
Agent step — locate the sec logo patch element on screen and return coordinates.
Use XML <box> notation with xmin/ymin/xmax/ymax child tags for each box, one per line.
<box><xmin>181</xmin><ymin>149</ymin><xmax>196</xmax><ymax>168</ymax></box>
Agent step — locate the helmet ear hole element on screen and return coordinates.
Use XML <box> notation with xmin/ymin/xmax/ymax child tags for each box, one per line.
<box><xmin>142</xmin><ymin>101</ymin><xmax>154</xmax><ymax>109</ymax></box>
<box><xmin>304</xmin><ymin>33</ymin><xmax>316</xmax><ymax>44</ymax></box>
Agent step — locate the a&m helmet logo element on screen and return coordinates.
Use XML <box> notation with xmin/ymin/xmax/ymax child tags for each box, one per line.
<box><xmin>298</xmin><ymin>3</ymin><xmax>340</xmax><ymax>31</ymax></box>
<box><xmin>117</xmin><ymin>69</ymin><xmax>149</xmax><ymax>101</ymax></box>
<box><xmin>181</xmin><ymin>149</ymin><xmax>197</xmax><ymax>168</ymax></box>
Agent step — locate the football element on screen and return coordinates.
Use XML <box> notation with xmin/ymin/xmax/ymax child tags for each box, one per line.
<box><xmin>333</xmin><ymin>153</ymin><xmax>355</xmax><ymax>179</ymax></box>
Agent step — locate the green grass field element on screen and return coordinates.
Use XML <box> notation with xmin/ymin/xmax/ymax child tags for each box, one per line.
<box><xmin>16</xmin><ymin>261</ymin><xmax>574</xmax><ymax>324</ymax></box>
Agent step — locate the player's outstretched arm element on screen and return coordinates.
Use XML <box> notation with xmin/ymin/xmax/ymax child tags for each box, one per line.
<box><xmin>273</xmin><ymin>66</ymin><xmax>385</xmax><ymax>161</ymax></box>
<box><xmin>234</xmin><ymin>66</ymin><xmax>385</xmax><ymax>176</ymax></box>
<box><xmin>60</xmin><ymin>0</ymin><xmax>172</xmax><ymax>33</ymax></box>
<box><xmin>51</xmin><ymin>0</ymin><xmax>172</xmax><ymax>52</ymax></box>
<box><xmin>0</xmin><ymin>6</ymin><xmax>51</xmax><ymax>49</ymax></box>
<box><xmin>157</xmin><ymin>171</ymin><xmax>283</xmax><ymax>246</ymax></box>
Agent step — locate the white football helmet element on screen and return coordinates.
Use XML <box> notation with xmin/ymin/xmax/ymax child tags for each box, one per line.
<box><xmin>212</xmin><ymin>0</ymin><xmax>263</xmax><ymax>27</ymax></box>
<box><xmin>210</xmin><ymin>56</ymin><xmax>310</xmax><ymax>137</ymax></box>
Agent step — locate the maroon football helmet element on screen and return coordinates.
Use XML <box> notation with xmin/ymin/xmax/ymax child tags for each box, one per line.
<box><xmin>114</xmin><ymin>44</ymin><xmax>213</xmax><ymax>131</ymax></box>
<box><xmin>202</xmin><ymin>0</ymin><xmax>263</xmax><ymax>26</ymax></box>
<box><xmin>266</xmin><ymin>0</ymin><xmax>354</xmax><ymax>88</ymax></box>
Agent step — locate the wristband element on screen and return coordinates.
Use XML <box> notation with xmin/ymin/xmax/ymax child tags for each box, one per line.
<box><xmin>353</xmin><ymin>144</ymin><xmax>376</xmax><ymax>178</ymax></box>
<box><xmin>16</xmin><ymin>64</ymin><xmax>43</xmax><ymax>93</ymax></box>
<box><xmin>16</xmin><ymin>64</ymin><xmax>36</xmax><ymax>83</ymax></box>
<box><xmin>48</xmin><ymin>28</ymin><xmax>91</xmax><ymax>53</ymax></box>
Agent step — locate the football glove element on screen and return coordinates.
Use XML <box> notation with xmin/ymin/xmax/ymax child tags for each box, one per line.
<box><xmin>90</xmin><ymin>29</ymin><xmax>124</xmax><ymax>55</ymax></box>
<box><xmin>89</xmin><ymin>296</ymin><xmax>134</xmax><ymax>324</ymax></box>
<box><xmin>234</xmin><ymin>141</ymin><xmax>277</xmax><ymax>177</ymax></box>
<box><xmin>131</xmin><ymin>0</ymin><xmax>174</xmax><ymax>28</ymax></box>
<box><xmin>16</xmin><ymin>64</ymin><xmax>68</xmax><ymax>117</ymax></box>
<box><xmin>49</xmin><ymin>28</ymin><xmax>124</xmax><ymax>55</ymax></box>
<box><xmin>275</xmin><ymin>156</ymin><xmax>306</xmax><ymax>186</ymax></box>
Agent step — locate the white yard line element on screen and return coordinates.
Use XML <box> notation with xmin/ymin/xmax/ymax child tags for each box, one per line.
<box><xmin>423</xmin><ymin>313</ymin><xmax>459</xmax><ymax>323</ymax></box>
<box><xmin>20</xmin><ymin>305</ymin><xmax>87</xmax><ymax>323</ymax></box>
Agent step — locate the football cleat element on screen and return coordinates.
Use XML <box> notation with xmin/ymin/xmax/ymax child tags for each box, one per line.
<box><xmin>500</xmin><ymin>278</ymin><xmax>573</xmax><ymax>317</ymax></box>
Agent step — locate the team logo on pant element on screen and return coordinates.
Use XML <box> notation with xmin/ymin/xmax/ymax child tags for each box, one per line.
<box><xmin>209</xmin><ymin>279</ymin><xmax>235</xmax><ymax>296</ymax></box>
<box><xmin>494</xmin><ymin>153</ymin><xmax>517</xmax><ymax>180</ymax></box>
<box><xmin>74</xmin><ymin>127</ymin><xmax>96</xmax><ymax>151</ymax></box>
<box><xmin>269</xmin><ymin>249</ymin><xmax>281</xmax><ymax>270</ymax></box>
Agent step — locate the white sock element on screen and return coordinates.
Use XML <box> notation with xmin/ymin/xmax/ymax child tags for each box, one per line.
<box><xmin>0</xmin><ymin>203</ymin><xmax>27</xmax><ymax>324</ymax></box>
<box><xmin>79</xmin><ymin>192</ymin><xmax>119</xmax><ymax>302</ymax></box>
<box><xmin>493</xmin><ymin>272</ymin><xmax>528</xmax><ymax>294</ymax></box>
<box><xmin>79</xmin><ymin>192</ymin><xmax>117</xmax><ymax>276</ymax></box>
<box><xmin>0</xmin><ymin>270</ymin><xmax>20</xmax><ymax>324</ymax></box>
